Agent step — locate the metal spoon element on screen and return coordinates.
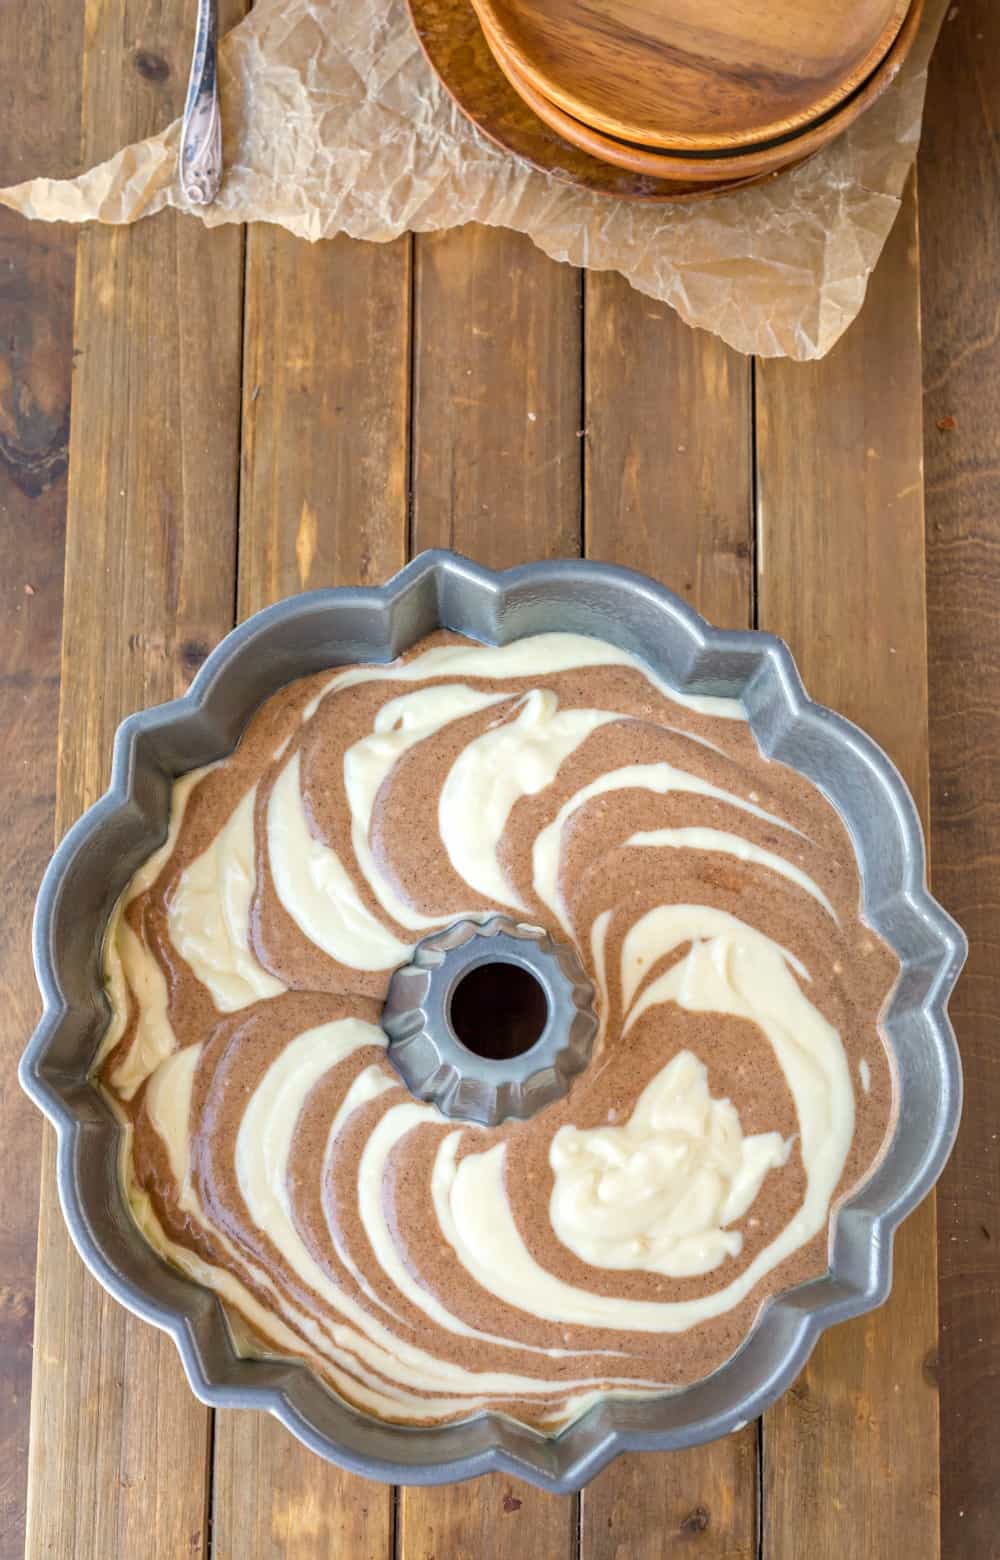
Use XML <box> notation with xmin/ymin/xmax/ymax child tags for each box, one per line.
<box><xmin>179</xmin><ymin>0</ymin><xmax>222</xmax><ymax>205</ymax></box>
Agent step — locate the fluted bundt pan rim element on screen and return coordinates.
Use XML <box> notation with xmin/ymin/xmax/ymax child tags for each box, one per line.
<box><xmin>21</xmin><ymin>551</ymin><xmax>965</xmax><ymax>1493</ymax></box>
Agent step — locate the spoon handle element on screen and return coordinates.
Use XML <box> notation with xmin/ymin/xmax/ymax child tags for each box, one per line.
<box><xmin>179</xmin><ymin>0</ymin><xmax>222</xmax><ymax>205</ymax></box>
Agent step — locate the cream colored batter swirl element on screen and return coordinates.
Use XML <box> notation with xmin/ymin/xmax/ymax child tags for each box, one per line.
<box><xmin>99</xmin><ymin>631</ymin><xmax>897</xmax><ymax>1430</ymax></box>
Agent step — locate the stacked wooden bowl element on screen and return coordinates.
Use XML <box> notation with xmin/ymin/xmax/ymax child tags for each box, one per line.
<box><xmin>412</xmin><ymin>0</ymin><xmax>924</xmax><ymax>199</ymax></box>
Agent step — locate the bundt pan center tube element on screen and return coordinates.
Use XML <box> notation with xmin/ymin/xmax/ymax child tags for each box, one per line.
<box><xmin>21</xmin><ymin>551</ymin><xmax>964</xmax><ymax>1492</ymax></box>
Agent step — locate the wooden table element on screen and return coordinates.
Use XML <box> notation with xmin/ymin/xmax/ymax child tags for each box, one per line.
<box><xmin>1</xmin><ymin>2</ymin><xmax>997</xmax><ymax>1556</ymax></box>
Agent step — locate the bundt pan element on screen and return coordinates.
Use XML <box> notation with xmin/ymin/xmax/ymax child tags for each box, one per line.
<box><xmin>21</xmin><ymin>551</ymin><xmax>964</xmax><ymax>1493</ymax></box>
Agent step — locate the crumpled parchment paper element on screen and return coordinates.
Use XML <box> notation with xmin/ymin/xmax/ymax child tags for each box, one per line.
<box><xmin>0</xmin><ymin>0</ymin><xmax>947</xmax><ymax>359</ymax></box>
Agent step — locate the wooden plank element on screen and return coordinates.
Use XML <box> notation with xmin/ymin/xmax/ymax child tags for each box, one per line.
<box><xmin>398</xmin><ymin>225</ymin><xmax>582</xmax><ymax>1560</ymax></box>
<box><xmin>582</xmin><ymin>276</ymin><xmax>753</xmax><ymax>628</ymax></box>
<box><xmin>26</xmin><ymin>213</ymin><xmax>244</xmax><ymax>1559</ymax></box>
<box><xmin>22</xmin><ymin>4</ymin><xmax>246</xmax><ymax>1554</ymax></box>
<box><xmin>235</xmin><ymin>229</ymin><xmax>411</xmax><ymax>617</ymax></box>
<box><xmin>0</xmin><ymin>0</ymin><xmax>79</xmax><ymax>1549</ymax></box>
<box><xmin>212</xmin><ymin>1411</ymin><xmax>392</xmax><ymax>1560</ymax></box>
<box><xmin>0</xmin><ymin>235</ymin><xmax>70</xmax><ymax>1560</ymax></box>
<box><xmin>580</xmin><ymin>274</ymin><xmax>758</xmax><ymax>1560</ymax></box>
<box><xmin>756</xmin><ymin>182</ymin><xmax>939</xmax><ymax>1558</ymax></box>
<box><xmin>209</xmin><ymin>227</ymin><xmax>411</xmax><ymax>1560</ymax></box>
<box><xmin>918</xmin><ymin>3</ymin><xmax>1000</xmax><ymax>1553</ymax></box>
<box><xmin>410</xmin><ymin>224</ymin><xmax>582</xmax><ymax>565</ymax></box>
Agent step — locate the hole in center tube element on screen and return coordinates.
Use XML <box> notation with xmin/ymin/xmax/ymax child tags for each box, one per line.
<box><xmin>449</xmin><ymin>962</ymin><xmax>548</xmax><ymax>1061</ymax></box>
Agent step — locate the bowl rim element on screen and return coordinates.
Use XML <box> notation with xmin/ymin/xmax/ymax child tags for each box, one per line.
<box><xmin>474</xmin><ymin>0</ymin><xmax>924</xmax><ymax>184</ymax></box>
<box><xmin>470</xmin><ymin>0</ymin><xmax>912</xmax><ymax>152</ymax></box>
<box><xmin>21</xmin><ymin>550</ymin><xmax>965</xmax><ymax>1493</ymax></box>
<box><xmin>407</xmin><ymin>0</ymin><xmax>782</xmax><ymax>203</ymax></box>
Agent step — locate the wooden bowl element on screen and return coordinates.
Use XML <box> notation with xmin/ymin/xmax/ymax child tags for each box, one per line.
<box><xmin>407</xmin><ymin>0</ymin><xmax>804</xmax><ymax>201</ymax></box>
<box><xmin>476</xmin><ymin>0</ymin><xmax>924</xmax><ymax>183</ymax></box>
<box><xmin>470</xmin><ymin>0</ymin><xmax>911</xmax><ymax>152</ymax></box>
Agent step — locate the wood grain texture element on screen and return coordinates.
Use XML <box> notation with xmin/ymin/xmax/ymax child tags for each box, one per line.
<box><xmin>26</xmin><ymin>213</ymin><xmax>244</xmax><ymax>1560</ymax></box>
<box><xmin>400</xmin><ymin>1477</ymin><xmax>577</xmax><ymax>1560</ymax></box>
<box><xmin>0</xmin><ymin>0</ymin><xmax>79</xmax><ymax>1547</ymax></box>
<box><xmin>918</xmin><ymin>3</ymin><xmax>1000</xmax><ymax>1553</ymax></box>
<box><xmin>237</xmin><ymin>228</ymin><xmax>411</xmax><ymax>618</ymax></box>
<box><xmin>411</xmin><ymin>225</ymin><xmax>581</xmax><ymax>564</ymax></box>
<box><xmin>0</xmin><ymin>238</ymin><xmax>70</xmax><ymax>1560</ymax></box>
<box><xmin>213</xmin><ymin>1412</ymin><xmax>392</xmax><ymax>1560</ymax></box>
<box><xmin>399</xmin><ymin>224</ymin><xmax>582</xmax><ymax>1560</ymax></box>
<box><xmin>23</xmin><ymin>2</ymin><xmax>246</xmax><ymax>1551</ymax></box>
<box><xmin>582</xmin><ymin>276</ymin><xmax>752</xmax><ymax>625</ymax></box>
<box><xmin>210</xmin><ymin>229</ymin><xmax>411</xmax><ymax>1560</ymax></box>
<box><xmin>580</xmin><ymin>273</ymin><xmax>758</xmax><ymax>1560</ymax></box>
<box><xmin>757</xmin><ymin>182</ymin><xmax>940</xmax><ymax>1560</ymax></box>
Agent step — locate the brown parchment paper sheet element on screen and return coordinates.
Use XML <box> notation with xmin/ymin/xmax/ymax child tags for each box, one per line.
<box><xmin>0</xmin><ymin>0</ymin><xmax>948</xmax><ymax>359</ymax></box>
